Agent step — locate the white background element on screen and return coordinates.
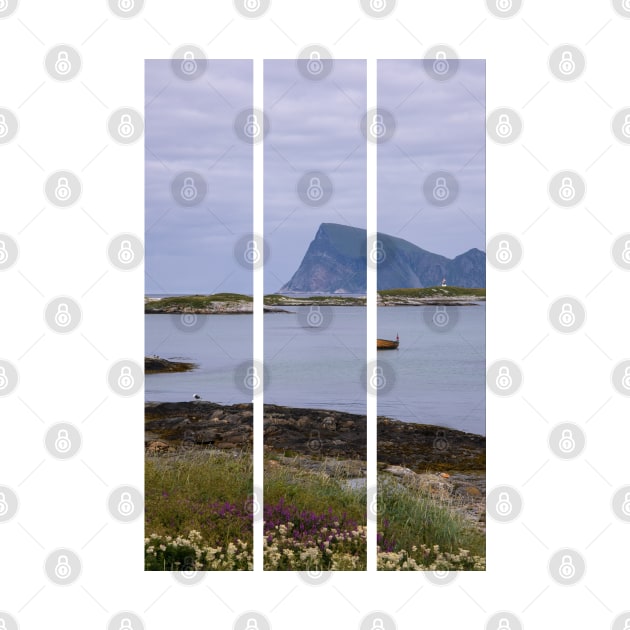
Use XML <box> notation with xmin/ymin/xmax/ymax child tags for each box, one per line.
<box><xmin>1</xmin><ymin>0</ymin><xmax>629</xmax><ymax>628</ymax></box>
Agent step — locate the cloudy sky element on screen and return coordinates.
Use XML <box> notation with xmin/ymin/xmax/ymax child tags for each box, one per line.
<box><xmin>378</xmin><ymin>59</ymin><xmax>486</xmax><ymax>258</ymax></box>
<box><xmin>145</xmin><ymin>59</ymin><xmax>484</xmax><ymax>294</ymax></box>
<box><xmin>145</xmin><ymin>59</ymin><xmax>253</xmax><ymax>295</ymax></box>
<box><xmin>264</xmin><ymin>60</ymin><xmax>367</xmax><ymax>292</ymax></box>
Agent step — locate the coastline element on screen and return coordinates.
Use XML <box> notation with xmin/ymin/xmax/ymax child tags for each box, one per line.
<box><xmin>145</xmin><ymin>287</ymin><xmax>486</xmax><ymax>314</ymax></box>
<box><xmin>145</xmin><ymin>400</ymin><xmax>485</xmax><ymax>471</ymax></box>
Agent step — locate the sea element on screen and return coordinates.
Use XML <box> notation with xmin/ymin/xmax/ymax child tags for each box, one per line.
<box><xmin>145</xmin><ymin>302</ymin><xmax>486</xmax><ymax>436</ymax></box>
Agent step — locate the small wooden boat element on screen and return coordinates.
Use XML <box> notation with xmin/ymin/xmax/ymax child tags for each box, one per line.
<box><xmin>377</xmin><ymin>335</ymin><xmax>399</xmax><ymax>350</ymax></box>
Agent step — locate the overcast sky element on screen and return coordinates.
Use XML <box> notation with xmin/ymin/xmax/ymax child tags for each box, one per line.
<box><xmin>264</xmin><ymin>60</ymin><xmax>367</xmax><ymax>292</ymax></box>
<box><xmin>378</xmin><ymin>59</ymin><xmax>486</xmax><ymax>258</ymax></box>
<box><xmin>145</xmin><ymin>59</ymin><xmax>485</xmax><ymax>294</ymax></box>
<box><xmin>145</xmin><ymin>59</ymin><xmax>253</xmax><ymax>295</ymax></box>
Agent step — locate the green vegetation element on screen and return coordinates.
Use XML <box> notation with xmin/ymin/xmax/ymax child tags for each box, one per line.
<box><xmin>263</xmin><ymin>294</ymin><xmax>365</xmax><ymax>306</ymax></box>
<box><xmin>377</xmin><ymin>477</ymin><xmax>484</xmax><ymax>559</ymax></box>
<box><xmin>145</xmin><ymin>448</ymin><xmax>484</xmax><ymax>571</ymax></box>
<box><xmin>145</xmin><ymin>293</ymin><xmax>252</xmax><ymax>311</ymax></box>
<box><xmin>145</xmin><ymin>449</ymin><xmax>253</xmax><ymax>548</ymax></box>
<box><xmin>379</xmin><ymin>286</ymin><xmax>486</xmax><ymax>298</ymax></box>
<box><xmin>264</xmin><ymin>461</ymin><xmax>365</xmax><ymax>523</ymax></box>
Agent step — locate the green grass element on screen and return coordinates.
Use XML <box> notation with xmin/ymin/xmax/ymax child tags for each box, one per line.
<box><xmin>264</xmin><ymin>461</ymin><xmax>365</xmax><ymax>522</ymax></box>
<box><xmin>263</xmin><ymin>294</ymin><xmax>365</xmax><ymax>305</ymax></box>
<box><xmin>378</xmin><ymin>477</ymin><xmax>485</xmax><ymax>558</ymax></box>
<box><xmin>145</xmin><ymin>449</ymin><xmax>253</xmax><ymax>548</ymax></box>
<box><xmin>145</xmin><ymin>293</ymin><xmax>252</xmax><ymax>311</ymax></box>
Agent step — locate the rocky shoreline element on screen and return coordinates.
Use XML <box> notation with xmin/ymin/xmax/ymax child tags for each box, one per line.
<box><xmin>146</xmin><ymin>401</ymin><xmax>486</xmax><ymax>531</ymax></box>
<box><xmin>145</xmin><ymin>356</ymin><xmax>197</xmax><ymax>374</ymax></box>
<box><xmin>145</xmin><ymin>401</ymin><xmax>484</xmax><ymax>473</ymax></box>
<box><xmin>144</xmin><ymin>289</ymin><xmax>485</xmax><ymax>314</ymax></box>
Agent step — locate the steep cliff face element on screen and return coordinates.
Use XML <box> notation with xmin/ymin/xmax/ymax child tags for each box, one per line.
<box><xmin>280</xmin><ymin>223</ymin><xmax>485</xmax><ymax>293</ymax></box>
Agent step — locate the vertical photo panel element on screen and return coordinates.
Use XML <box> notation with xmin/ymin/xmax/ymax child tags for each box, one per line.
<box><xmin>144</xmin><ymin>59</ymin><xmax>254</xmax><ymax>571</ymax></box>
<box><xmin>263</xmin><ymin>59</ymin><xmax>367</xmax><ymax>571</ymax></box>
<box><xmin>376</xmin><ymin>59</ymin><xmax>486</xmax><ymax>571</ymax></box>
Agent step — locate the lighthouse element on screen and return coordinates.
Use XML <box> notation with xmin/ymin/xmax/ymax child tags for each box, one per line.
<box><xmin>441</xmin><ymin>278</ymin><xmax>447</xmax><ymax>287</ymax></box>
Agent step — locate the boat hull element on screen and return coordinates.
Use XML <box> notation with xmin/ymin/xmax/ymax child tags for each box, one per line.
<box><xmin>377</xmin><ymin>339</ymin><xmax>399</xmax><ymax>350</ymax></box>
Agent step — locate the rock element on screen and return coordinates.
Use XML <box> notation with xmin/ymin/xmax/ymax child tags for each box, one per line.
<box><xmin>146</xmin><ymin>440</ymin><xmax>170</xmax><ymax>453</ymax></box>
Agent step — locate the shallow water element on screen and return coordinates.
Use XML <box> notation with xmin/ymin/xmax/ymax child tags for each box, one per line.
<box><xmin>145</xmin><ymin>303</ymin><xmax>485</xmax><ymax>435</ymax></box>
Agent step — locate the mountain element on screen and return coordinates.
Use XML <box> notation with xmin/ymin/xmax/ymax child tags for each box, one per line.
<box><xmin>280</xmin><ymin>223</ymin><xmax>485</xmax><ymax>293</ymax></box>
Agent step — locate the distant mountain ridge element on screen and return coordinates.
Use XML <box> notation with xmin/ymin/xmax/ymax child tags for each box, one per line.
<box><xmin>280</xmin><ymin>223</ymin><xmax>485</xmax><ymax>293</ymax></box>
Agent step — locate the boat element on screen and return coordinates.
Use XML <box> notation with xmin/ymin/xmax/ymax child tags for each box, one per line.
<box><xmin>377</xmin><ymin>334</ymin><xmax>399</xmax><ymax>350</ymax></box>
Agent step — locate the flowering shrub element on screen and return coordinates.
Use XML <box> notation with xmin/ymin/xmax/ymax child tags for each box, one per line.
<box><xmin>377</xmin><ymin>544</ymin><xmax>486</xmax><ymax>571</ymax></box>
<box><xmin>145</xmin><ymin>530</ymin><xmax>252</xmax><ymax>571</ymax></box>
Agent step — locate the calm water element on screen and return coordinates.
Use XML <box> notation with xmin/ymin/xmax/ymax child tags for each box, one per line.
<box><xmin>145</xmin><ymin>304</ymin><xmax>485</xmax><ymax>435</ymax></box>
